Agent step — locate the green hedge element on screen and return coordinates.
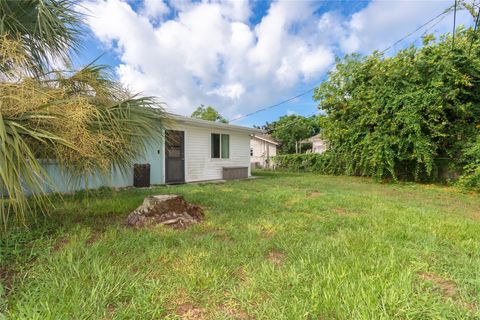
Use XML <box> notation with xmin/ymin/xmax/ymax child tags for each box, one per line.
<box><xmin>272</xmin><ymin>152</ymin><xmax>477</xmax><ymax>188</ymax></box>
<box><xmin>456</xmin><ymin>137</ymin><xmax>480</xmax><ymax>191</ymax></box>
<box><xmin>272</xmin><ymin>153</ymin><xmax>332</xmax><ymax>172</ymax></box>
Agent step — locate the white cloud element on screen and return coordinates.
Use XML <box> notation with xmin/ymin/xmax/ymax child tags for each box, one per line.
<box><xmin>216</xmin><ymin>0</ymin><xmax>251</xmax><ymax>22</ymax></box>
<box><xmin>340</xmin><ymin>0</ymin><xmax>473</xmax><ymax>54</ymax></box>
<box><xmin>141</xmin><ymin>0</ymin><xmax>169</xmax><ymax>20</ymax></box>
<box><xmin>207</xmin><ymin>83</ymin><xmax>246</xmax><ymax>100</ymax></box>
<box><xmin>82</xmin><ymin>0</ymin><xmax>335</xmax><ymax>117</ymax></box>
<box><xmin>300</xmin><ymin>47</ymin><xmax>335</xmax><ymax>80</ymax></box>
<box><xmin>82</xmin><ymin>0</ymin><xmax>475</xmax><ymax>119</ymax></box>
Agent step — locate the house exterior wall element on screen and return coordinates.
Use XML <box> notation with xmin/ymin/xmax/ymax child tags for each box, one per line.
<box><xmin>311</xmin><ymin>138</ymin><xmax>327</xmax><ymax>154</ymax></box>
<box><xmin>169</xmin><ymin>122</ymin><xmax>251</xmax><ymax>182</ymax></box>
<box><xmin>250</xmin><ymin>137</ymin><xmax>277</xmax><ymax>168</ymax></box>
<box><xmin>21</xmin><ymin>117</ymin><xmax>256</xmax><ymax>195</ymax></box>
<box><xmin>38</xmin><ymin>138</ymin><xmax>164</xmax><ymax>194</ymax></box>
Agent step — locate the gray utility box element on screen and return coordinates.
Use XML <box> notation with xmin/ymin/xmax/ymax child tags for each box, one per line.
<box><xmin>222</xmin><ymin>166</ymin><xmax>248</xmax><ymax>180</ymax></box>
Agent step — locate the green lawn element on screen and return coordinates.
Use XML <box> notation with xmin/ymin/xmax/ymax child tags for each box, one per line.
<box><xmin>1</xmin><ymin>172</ymin><xmax>480</xmax><ymax>319</ymax></box>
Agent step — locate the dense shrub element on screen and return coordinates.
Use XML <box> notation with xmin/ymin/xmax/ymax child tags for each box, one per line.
<box><xmin>457</xmin><ymin>136</ymin><xmax>480</xmax><ymax>191</ymax></box>
<box><xmin>272</xmin><ymin>153</ymin><xmax>332</xmax><ymax>172</ymax></box>
<box><xmin>313</xmin><ymin>27</ymin><xmax>480</xmax><ymax>184</ymax></box>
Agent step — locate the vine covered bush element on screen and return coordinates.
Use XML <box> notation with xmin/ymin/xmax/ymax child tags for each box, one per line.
<box><xmin>312</xmin><ymin>27</ymin><xmax>480</xmax><ymax>186</ymax></box>
<box><xmin>456</xmin><ymin>137</ymin><xmax>480</xmax><ymax>191</ymax></box>
<box><xmin>273</xmin><ymin>153</ymin><xmax>331</xmax><ymax>172</ymax></box>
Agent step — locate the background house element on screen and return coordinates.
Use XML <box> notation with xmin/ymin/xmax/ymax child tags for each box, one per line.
<box><xmin>250</xmin><ymin>134</ymin><xmax>279</xmax><ymax>169</ymax></box>
<box><xmin>302</xmin><ymin>134</ymin><xmax>328</xmax><ymax>154</ymax></box>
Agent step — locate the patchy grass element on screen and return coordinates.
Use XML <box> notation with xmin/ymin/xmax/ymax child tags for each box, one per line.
<box><xmin>1</xmin><ymin>171</ymin><xmax>480</xmax><ymax>319</ymax></box>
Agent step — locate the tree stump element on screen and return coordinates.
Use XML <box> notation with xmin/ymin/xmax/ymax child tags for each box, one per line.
<box><xmin>126</xmin><ymin>195</ymin><xmax>204</xmax><ymax>229</ymax></box>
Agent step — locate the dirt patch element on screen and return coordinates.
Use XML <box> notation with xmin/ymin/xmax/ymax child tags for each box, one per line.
<box><xmin>131</xmin><ymin>266</ymin><xmax>140</xmax><ymax>273</ymax></box>
<box><xmin>419</xmin><ymin>272</ymin><xmax>457</xmax><ymax>297</ymax></box>
<box><xmin>260</xmin><ymin>226</ymin><xmax>275</xmax><ymax>238</ymax></box>
<box><xmin>209</xmin><ymin>228</ymin><xmax>233</xmax><ymax>242</ymax></box>
<box><xmin>192</xmin><ymin>227</ymin><xmax>232</xmax><ymax>242</ymax></box>
<box><xmin>213</xmin><ymin>231</ymin><xmax>233</xmax><ymax>242</ymax></box>
<box><xmin>53</xmin><ymin>236</ymin><xmax>69</xmax><ymax>251</ymax></box>
<box><xmin>283</xmin><ymin>198</ymin><xmax>301</xmax><ymax>209</ymax></box>
<box><xmin>85</xmin><ymin>231</ymin><xmax>102</xmax><ymax>246</ymax></box>
<box><xmin>418</xmin><ymin>272</ymin><xmax>476</xmax><ymax>310</ymax></box>
<box><xmin>307</xmin><ymin>191</ymin><xmax>323</xmax><ymax>198</ymax></box>
<box><xmin>175</xmin><ymin>302</ymin><xmax>205</xmax><ymax>320</ymax></box>
<box><xmin>266</xmin><ymin>250</ymin><xmax>286</xmax><ymax>265</ymax></box>
<box><xmin>333</xmin><ymin>207</ymin><xmax>359</xmax><ymax>217</ymax></box>
<box><xmin>170</xmin><ymin>289</ymin><xmax>206</xmax><ymax>320</ymax></box>
<box><xmin>0</xmin><ymin>266</ymin><xmax>15</xmax><ymax>295</ymax></box>
<box><xmin>106</xmin><ymin>303</ymin><xmax>115</xmax><ymax>312</ymax></box>
<box><xmin>218</xmin><ymin>303</ymin><xmax>253</xmax><ymax>319</ymax></box>
<box><xmin>73</xmin><ymin>211</ymin><xmax>124</xmax><ymax>232</ymax></box>
<box><xmin>297</xmin><ymin>212</ymin><xmax>324</xmax><ymax>221</ymax></box>
<box><xmin>238</xmin><ymin>267</ymin><xmax>249</xmax><ymax>283</ymax></box>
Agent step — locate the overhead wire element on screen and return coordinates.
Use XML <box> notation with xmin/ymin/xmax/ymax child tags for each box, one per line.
<box><xmin>228</xmin><ymin>87</ymin><xmax>317</xmax><ymax>123</ymax></box>
<box><xmin>380</xmin><ymin>8</ymin><xmax>452</xmax><ymax>53</ymax></box>
<box><xmin>468</xmin><ymin>5</ymin><xmax>480</xmax><ymax>55</ymax></box>
<box><xmin>254</xmin><ymin>111</ymin><xmax>321</xmax><ymax>134</ymax></box>
<box><xmin>452</xmin><ymin>0</ymin><xmax>458</xmax><ymax>50</ymax></box>
<box><xmin>411</xmin><ymin>11</ymin><xmax>450</xmax><ymax>45</ymax></box>
<box><xmin>233</xmin><ymin>4</ymin><xmax>456</xmax><ymax>127</ymax></box>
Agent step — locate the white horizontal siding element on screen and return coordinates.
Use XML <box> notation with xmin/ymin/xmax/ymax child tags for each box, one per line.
<box><xmin>170</xmin><ymin>123</ymin><xmax>251</xmax><ymax>182</ymax></box>
<box><xmin>250</xmin><ymin>137</ymin><xmax>277</xmax><ymax>167</ymax></box>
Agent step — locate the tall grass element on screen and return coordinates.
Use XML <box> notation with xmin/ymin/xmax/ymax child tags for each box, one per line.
<box><xmin>2</xmin><ymin>172</ymin><xmax>479</xmax><ymax>319</ymax></box>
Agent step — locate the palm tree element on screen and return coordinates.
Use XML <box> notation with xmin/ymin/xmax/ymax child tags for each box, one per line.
<box><xmin>0</xmin><ymin>1</ymin><xmax>165</xmax><ymax>229</ymax></box>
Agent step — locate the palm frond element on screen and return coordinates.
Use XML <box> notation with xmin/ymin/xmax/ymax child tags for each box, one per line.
<box><xmin>0</xmin><ymin>0</ymin><xmax>166</xmax><ymax>230</ymax></box>
<box><xmin>0</xmin><ymin>64</ymin><xmax>166</xmax><ymax>230</ymax></box>
<box><xmin>0</xmin><ymin>0</ymin><xmax>82</xmax><ymax>76</ymax></box>
<box><xmin>0</xmin><ymin>110</ymin><xmax>70</xmax><ymax>229</ymax></box>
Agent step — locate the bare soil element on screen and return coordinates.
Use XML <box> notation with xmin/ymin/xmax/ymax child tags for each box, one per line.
<box><xmin>418</xmin><ymin>272</ymin><xmax>476</xmax><ymax>310</ymax></box>
<box><xmin>267</xmin><ymin>250</ymin><xmax>286</xmax><ymax>265</ymax></box>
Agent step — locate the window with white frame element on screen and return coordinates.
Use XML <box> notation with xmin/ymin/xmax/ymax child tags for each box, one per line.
<box><xmin>211</xmin><ymin>133</ymin><xmax>229</xmax><ymax>159</ymax></box>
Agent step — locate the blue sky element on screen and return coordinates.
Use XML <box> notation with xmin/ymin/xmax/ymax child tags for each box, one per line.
<box><xmin>78</xmin><ymin>0</ymin><xmax>474</xmax><ymax>127</ymax></box>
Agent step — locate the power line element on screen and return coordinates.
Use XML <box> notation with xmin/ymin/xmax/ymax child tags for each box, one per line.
<box><xmin>257</xmin><ymin>111</ymin><xmax>320</xmax><ymax>133</ymax></box>
<box><xmin>411</xmin><ymin>11</ymin><xmax>450</xmax><ymax>45</ymax></box>
<box><xmin>452</xmin><ymin>0</ymin><xmax>458</xmax><ymax>50</ymax></box>
<box><xmin>237</xmin><ymin>4</ymin><xmax>453</xmax><ymax>125</ymax></box>
<box><xmin>469</xmin><ymin>6</ymin><xmax>480</xmax><ymax>55</ymax></box>
<box><xmin>229</xmin><ymin>87</ymin><xmax>317</xmax><ymax>122</ymax></box>
<box><xmin>380</xmin><ymin>8</ymin><xmax>451</xmax><ymax>53</ymax></box>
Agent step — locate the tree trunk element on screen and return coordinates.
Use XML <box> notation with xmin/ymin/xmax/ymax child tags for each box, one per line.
<box><xmin>126</xmin><ymin>195</ymin><xmax>204</xmax><ymax>229</ymax></box>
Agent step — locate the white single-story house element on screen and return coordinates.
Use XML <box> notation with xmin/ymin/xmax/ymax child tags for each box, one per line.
<box><xmin>302</xmin><ymin>134</ymin><xmax>328</xmax><ymax>154</ymax></box>
<box><xmin>250</xmin><ymin>134</ymin><xmax>279</xmax><ymax>169</ymax></box>
<box><xmin>42</xmin><ymin>113</ymin><xmax>263</xmax><ymax>193</ymax></box>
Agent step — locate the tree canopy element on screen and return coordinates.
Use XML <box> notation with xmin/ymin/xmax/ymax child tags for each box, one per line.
<box><xmin>191</xmin><ymin>105</ymin><xmax>228</xmax><ymax>123</ymax></box>
<box><xmin>314</xmin><ymin>26</ymin><xmax>480</xmax><ymax>184</ymax></box>
<box><xmin>265</xmin><ymin>115</ymin><xmax>323</xmax><ymax>154</ymax></box>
